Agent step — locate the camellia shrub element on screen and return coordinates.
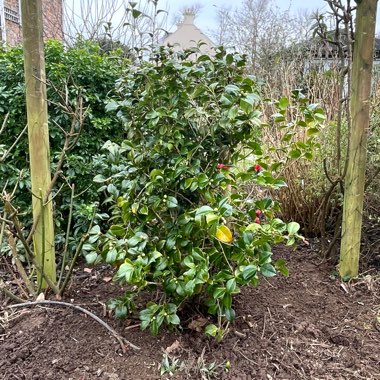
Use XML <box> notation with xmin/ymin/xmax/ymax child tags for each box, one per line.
<box><xmin>85</xmin><ymin>47</ymin><xmax>324</xmax><ymax>338</ymax></box>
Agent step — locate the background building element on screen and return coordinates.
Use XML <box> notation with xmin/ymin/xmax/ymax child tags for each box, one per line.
<box><xmin>163</xmin><ymin>8</ymin><xmax>215</xmax><ymax>56</ymax></box>
<box><xmin>0</xmin><ymin>0</ymin><xmax>63</xmax><ymax>45</ymax></box>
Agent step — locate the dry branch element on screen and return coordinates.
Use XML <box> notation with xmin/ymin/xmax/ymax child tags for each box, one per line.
<box><xmin>7</xmin><ymin>300</ymin><xmax>141</xmax><ymax>351</ymax></box>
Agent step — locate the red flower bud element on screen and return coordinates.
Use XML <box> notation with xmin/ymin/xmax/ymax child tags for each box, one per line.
<box><xmin>217</xmin><ymin>163</ymin><xmax>231</xmax><ymax>171</ymax></box>
<box><xmin>255</xmin><ymin>217</ymin><xmax>261</xmax><ymax>224</ymax></box>
<box><xmin>254</xmin><ymin>164</ymin><xmax>261</xmax><ymax>173</ymax></box>
<box><xmin>256</xmin><ymin>210</ymin><xmax>262</xmax><ymax>217</ymax></box>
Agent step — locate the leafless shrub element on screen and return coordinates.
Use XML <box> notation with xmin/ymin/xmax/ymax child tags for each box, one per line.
<box><xmin>63</xmin><ymin>0</ymin><xmax>169</xmax><ymax>49</ymax></box>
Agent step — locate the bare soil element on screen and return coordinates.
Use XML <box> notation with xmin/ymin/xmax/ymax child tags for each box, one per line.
<box><xmin>1</xmin><ymin>245</ymin><xmax>379</xmax><ymax>380</ymax></box>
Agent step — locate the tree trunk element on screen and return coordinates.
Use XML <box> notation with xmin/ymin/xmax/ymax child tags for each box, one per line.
<box><xmin>339</xmin><ymin>0</ymin><xmax>378</xmax><ymax>279</ymax></box>
<box><xmin>21</xmin><ymin>0</ymin><xmax>56</xmax><ymax>287</ymax></box>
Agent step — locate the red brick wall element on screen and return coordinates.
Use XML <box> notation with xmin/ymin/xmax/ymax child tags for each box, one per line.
<box><xmin>4</xmin><ymin>0</ymin><xmax>22</xmax><ymax>45</ymax></box>
<box><xmin>3</xmin><ymin>0</ymin><xmax>63</xmax><ymax>45</ymax></box>
<box><xmin>42</xmin><ymin>0</ymin><xmax>63</xmax><ymax>40</ymax></box>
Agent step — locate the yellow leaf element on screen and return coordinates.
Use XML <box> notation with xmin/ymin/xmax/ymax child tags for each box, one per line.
<box><xmin>215</xmin><ymin>225</ymin><xmax>233</xmax><ymax>243</ymax></box>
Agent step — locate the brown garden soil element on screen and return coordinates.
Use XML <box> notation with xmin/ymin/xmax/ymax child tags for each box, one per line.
<box><xmin>1</xmin><ymin>245</ymin><xmax>379</xmax><ymax>380</ymax></box>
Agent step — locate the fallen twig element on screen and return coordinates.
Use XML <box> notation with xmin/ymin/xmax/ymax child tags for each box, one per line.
<box><xmin>6</xmin><ymin>300</ymin><xmax>141</xmax><ymax>351</ymax></box>
<box><xmin>125</xmin><ymin>323</ymin><xmax>141</xmax><ymax>331</ymax></box>
<box><xmin>236</xmin><ymin>348</ymin><xmax>258</xmax><ymax>366</ymax></box>
<box><xmin>261</xmin><ymin>313</ymin><xmax>267</xmax><ymax>339</ymax></box>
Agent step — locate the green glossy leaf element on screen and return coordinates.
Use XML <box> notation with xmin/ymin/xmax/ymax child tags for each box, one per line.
<box><xmin>275</xmin><ymin>259</ymin><xmax>289</xmax><ymax>277</ymax></box>
<box><xmin>287</xmin><ymin>222</ymin><xmax>300</xmax><ymax>235</ymax></box>
<box><xmin>132</xmin><ymin>9</ymin><xmax>142</xmax><ymax>18</ymax></box>
<box><xmin>226</xmin><ymin>278</ymin><xmax>236</xmax><ymax>293</ymax></box>
<box><xmin>166</xmin><ymin>196</ymin><xmax>178</xmax><ymax>208</ymax></box>
<box><xmin>165</xmin><ymin>236</ymin><xmax>176</xmax><ymax>250</ymax></box>
<box><xmin>93</xmin><ymin>174</ymin><xmax>106</xmax><ymax>183</ymax></box>
<box><xmin>225</xmin><ymin>53</ymin><xmax>234</xmax><ymax>65</ymax></box>
<box><xmin>105</xmin><ymin>101</ymin><xmax>119</xmax><ymax>112</ymax></box>
<box><xmin>213</xmin><ymin>287</ymin><xmax>225</xmax><ymax>299</ymax></box>
<box><xmin>206</xmin><ymin>213</ymin><xmax>219</xmax><ymax>225</ymax></box>
<box><xmin>131</xmin><ymin>202</ymin><xmax>139</xmax><ymax>214</ymax></box>
<box><xmin>115</xmin><ymin>305</ymin><xmax>128</xmax><ymax>319</ymax></box>
<box><xmin>89</xmin><ymin>225</ymin><xmax>100</xmax><ymax>235</ymax></box>
<box><xmin>241</xmin><ymin>265</ymin><xmax>257</xmax><ymax>281</ymax></box>
<box><xmin>116</xmin><ymin>260</ymin><xmax>134</xmax><ymax>282</ymax></box>
<box><xmin>150</xmin><ymin>319</ymin><xmax>158</xmax><ymax>335</ymax></box>
<box><xmin>246</xmin><ymin>223</ymin><xmax>261</xmax><ymax>232</ymax></box>
<box><xmin>314</xmin><ymin>112</ymin><xmax>325</xmax><ymax>120</ymax></box>
<box><xmin>140</xmin><ymin>320</ymin><xmax>150</xmax><ymax>330</ymax></box>
<box><xmin>205</xmin><ymin>324</ymin><xmax>218</xmax><ymax>337</ymax></box>
<box><xmin>307</xmin><ymin>127</ymin><xmax>319</xmax><ymax>136</ymax></box>
<box><xmin>127</xmin><ymin>232</ymin><xmax>148</xmax><ymax>247</ymax></box>
<box><xmin>106</xmin><ymin>248</ymin><xmax>118</xmax><ymax>263</ymax></box>
<box><xmin>168</xmin><ymin>313</ymin><xmax>180</xmax><ymax>325</ymax></box>
<box><xmin>278</xmin><ymin>97</ymin><xmax>289</xmax><ymax>109</ymax></box>
<box><xmin>304</xmin><ymin>152</ymin><xmax>313</xmax><ymax>160</ymax></box>
<box><xmin>224</xmin><ymin>307</ymin><xmax>235</xmax><ymax>321</ymax></box>
<box><xmin>272</xmin><ymin>179</ymin><xmax>287</xmax><ymax>188</ymax></box>
<box><xmin>260</xmin><ymin>263</ymin><xmax>276</xmax><ymax>278</ymax></box>
<box><xmin>289</xmin><ymin>149</ymin><xmax>301</xmax><ymax>159</ymax></box>
<box><xmin>225</xmin><ymin>84</ymin><xmax>240</xmax><ymax>95</ymax></box>
<box><xmin>197</xmin><ymin>173</ymin><xmax>209</xmax><ymax>188</ymax></box>
<box><xmin>85</xmin><ymin>251</ymin><xmax>98</xmax><ymax>265</ymax></box>
<box><xmin>110</xmin><ymin>225</ymin><xmax>125</xmax><ymax>237</ymax></box>
<box><xmin>220</xmin><ymin>94</ymin><xmax>232</xmax><ymax>106</ymax></box>
<box><xmin>222</xmin><ymin>294</ymin><xmax>232</xmax><ymax>309</ymax></box>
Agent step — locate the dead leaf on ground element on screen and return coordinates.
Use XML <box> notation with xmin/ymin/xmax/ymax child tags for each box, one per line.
<box><xmin>165</xmin><ymin>340</ymin><xmax>181</xmax><ymax>354</ymax></box>
<box><xmin>83</xmin><ymin>268</ymin><xmax>92</xmax><ymax>273</ymax></box>
<box><xmin>340</xmin><ymin>282</ymin><xmax>350</xmax><ymax>293</ymax></box>
<box><xmin>102</xmin><ymin>277</ymin><xmax>112</xmax><ymax>283</ymax></box>
<box><xmin>36</xmin><ymin>293</ymin><xmax>45</xmax><ymax>301</ymax></box>
<box><xmin>188</xmin><ymin>317</ymin><xmax>208</xmax><ymax>332</ymax></box>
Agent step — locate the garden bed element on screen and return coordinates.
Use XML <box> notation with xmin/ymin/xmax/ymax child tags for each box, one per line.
<box><xmin>1</xmin><ymin>245</ymin><xmax>379</xmax><ymax>380</ymax></box>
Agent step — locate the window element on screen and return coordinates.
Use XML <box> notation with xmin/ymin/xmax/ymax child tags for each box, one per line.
<box><xmin>4</xmin><ymin>6</ymin><xmax>19</xmax><ymax>23</ymax></box>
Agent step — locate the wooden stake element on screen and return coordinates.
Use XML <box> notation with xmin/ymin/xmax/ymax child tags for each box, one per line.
<box><xmin>340</xmin><ymin>0</ymin><xmax>378</xmax><ymax>279</ymax></box>
<box><xmin>21</xmin><ymin>0</ymin><xmax>56</xmax><ymax>287</ymax></box>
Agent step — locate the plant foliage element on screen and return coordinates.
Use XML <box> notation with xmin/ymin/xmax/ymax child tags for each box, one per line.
<box><xmin>84</xmin><ymin>46</ymin><xmax>323</xmax><ymax>336</ymax></box>
<box><xmin>0</xmin><ymin>39</ymin><xmax>127</xmax><ymax>252</ymax></box>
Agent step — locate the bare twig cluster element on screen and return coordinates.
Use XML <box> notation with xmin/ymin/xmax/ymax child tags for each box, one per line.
<box><xmin>0</xmin><ymin>90</ymin><xmax>90</xmax><ymax>302</ymax></box>
<box><xmin>63</xmin><ymin>0</ymin><xmax>169</xmax><ymax>50</ymax></box>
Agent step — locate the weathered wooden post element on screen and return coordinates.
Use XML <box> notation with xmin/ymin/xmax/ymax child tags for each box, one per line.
<box><xmin>21</xmin><ymin>0</ymin><xmax>56</xmax><ymax>287</ymax></box>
